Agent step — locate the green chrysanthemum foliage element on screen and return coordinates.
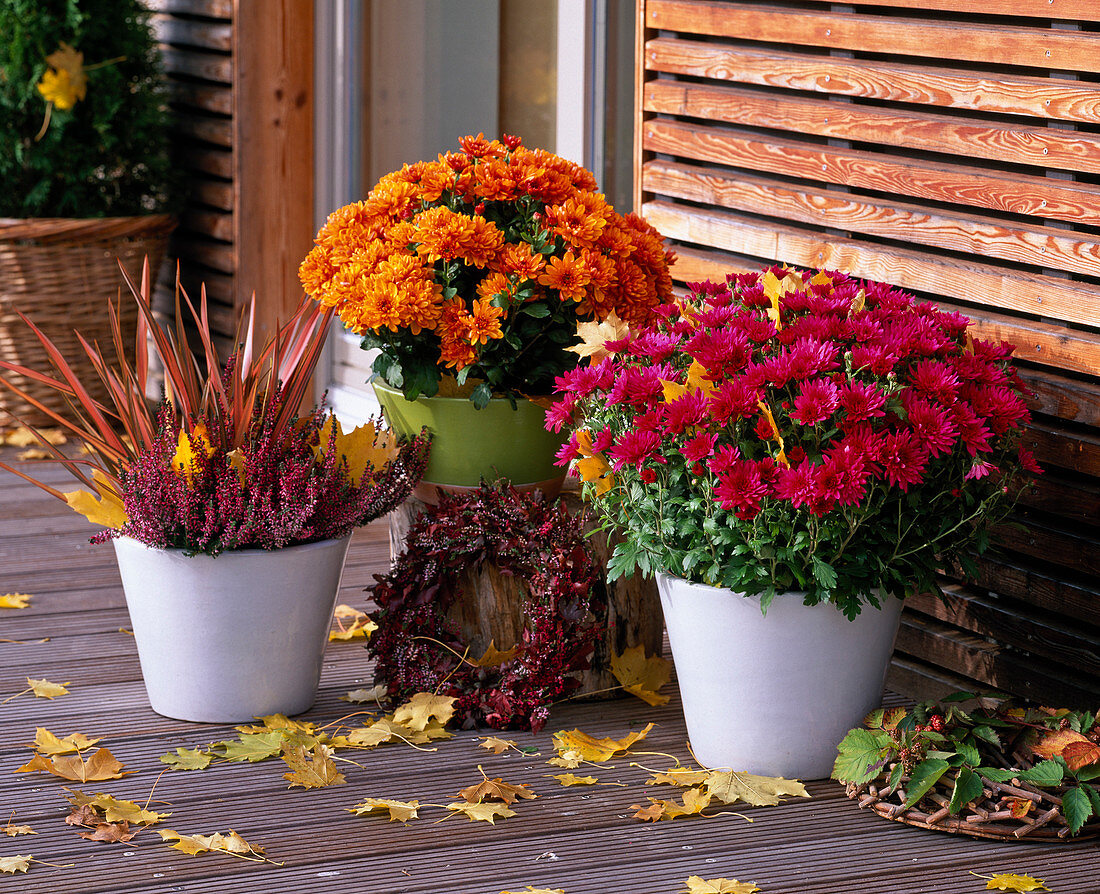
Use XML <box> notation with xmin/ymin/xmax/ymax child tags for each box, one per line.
<box><xmin>0</xmin><ymin>0</ymin><xmax>175</xmax><ymax>217</ymax></box>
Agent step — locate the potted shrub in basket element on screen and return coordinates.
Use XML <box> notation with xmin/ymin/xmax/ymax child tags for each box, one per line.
<box><xmin>299</xmin><ymin>133</ymin><xmax>674</xmax><ymax>497</ymax></box>
<box><xmin>551</xmin><ymin>266</ymin><xmax>1039</xmax><ymax>778</ymax></box>
<box><xmin>0</xmin><ymin>265</ymin><xmax>429</xmax><ymax>723</ymax></box>
<box><xmin>0</xmin><ymin>0</ymin><xmax>176</xmax><ymax>424</ymax></box>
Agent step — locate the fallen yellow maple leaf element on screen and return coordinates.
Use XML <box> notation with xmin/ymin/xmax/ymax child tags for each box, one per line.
<box><xmin>684</xmin><ymin>876</ymin><xmax>760</xmax><ymax>894</ymax></box>
<box><xmin>171</xmin><ymin>423</ymin><xmax>216</xmax><ymax>483</ymax></box>
<box><xmin>644</xmin><ymin>766</ymin><xmax>711</xmax><ymax>788</ymax></box>
<box><xmin>347</xmin><ymin>798</ymin><xmax>420</xmax><ymax>823</ymax></box>
<box><xmin>340</xmin><ymin>685</ymin><xmax>387</xmax><ymax>704</ymax></box>
<box><xmin>27</xmin><ymin>678</ymin><xmax>69</xmax><ymax>699</ymax></box>
<box><xmin>16</xmin><ymin>747</ymin><xmax>134</xmax><ymax>783</ymax></box>
<box><xmin>567</xmin><ymin>311</ymin><xmax>631</xmax><ymax>364</ymax></box>
<box><xmin>550</xmin><ymin>774</ymin><xmax>599</xmax><ymax>786</ymax></box>
<box><xmin>458</xmin><ymin>767</ymin><xmax>536</xmax><ymax>805</ymax></box>
<box><xmin>159</xmin><ymin>747</ymin><xmax>212</xmax><ymax>771</ymax></box>
<box><xmin>0</xmin><ymin>855</ymin><xmax>31</xmax><ymax>874</ymax></box>
<box><xmin>30</xmin><ymin>728</ymin><xmax>100</xmax><ymax>756</ymax></box>
<box><xmin>281</xmin><ymin>744</ymin><xmax>346</xmax><ymax>789</ymax></box>
<box><xmin>315</xmin><ymin>417</ymin><xmax>399</xmax><ymax>486</ymax></box>
<box><xmin>632</xmin><ymin>788</ymin><xmax>713</xmax><ymax>822</ymax></box>
<box><xmin>472</xmin><ymin>640</ymin><xmax>519</xmax><ymax>668</ymax></box>
<box><xmin>479</xmin><ymin>736</ymin><xmax>519</xmax><ymax>755</ymax></box>
<box><xmin>393</xmin><ymin>692</ymin><xmax>456</xmax><ymax>732</ymax></box>
<box><xmin>0</xmin><ymin>593</ymin><xmax>32</xmax><ymax>609</ymax></box>
<box><xmin>501</xmin><ymin>888</ymin><xmax>566</xmax><ymax>894</ymax></box>
<box><xmin>63</xmin><ymin>469</ymin><xmax>126</xmax><ymax>528</ymax></box>
<box><xmin>0</xmin><ymin>425</ymin><xmax>66</xmax><ymax>447</ymax></box>
<box><xmin>971</xmin><ymin>872</ymin><xmax>1050</xmax><ymax>892</ymax></box>
<box><xmin>40</xmin><ymin>42</ymin><xmax>88</xmax><ymax>109</ymax></box>
<box><xmin>551</xmin><ymin>722</ymin><xmax>655</xmax><ymax>763</ymax></box>
<box><xmin>2</xmin><ymin>822</ymin><xmax>35</xmax><ymax>837</ymax></box>
<box><xmin>329</xmin><ymin>615</ymin><xmax>377</xmax><ymax>642</ymax></box>
<box><xmin>610</xmin><ymin>645</ymin><xmax>671</xmax><ymax>706</ymax></box>
<box><xmin>703</xmin><ymin>770</ymin><xmax>809</xmax><ymax>807</ymax></box>
<box><xmin>443</xmin><ymin>801</ymin><xmax>516</xmax><ymax>824</ymax></box>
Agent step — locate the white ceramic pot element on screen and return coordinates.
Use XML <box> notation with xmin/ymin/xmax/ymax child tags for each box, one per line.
<box><xmin>113</xmin><ymin>534</ymin><xmax>352</xmax><ymax>723</ymax></box>
<box><xmin>656</xmin><ymin>572</ymin><xmax>903</xmax><ymax>779</ymax></box>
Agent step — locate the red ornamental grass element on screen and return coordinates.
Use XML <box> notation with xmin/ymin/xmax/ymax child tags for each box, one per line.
<box><xmin>550</xmin><ymin>266</ymin><xmax>1040</xmax><ymax>618</ymax></box>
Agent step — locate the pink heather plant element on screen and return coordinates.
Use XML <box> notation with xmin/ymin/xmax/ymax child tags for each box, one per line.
<box><xmin>550</xmin><ymin>267</ymin><xmax>1040</xmax><ymax>618</ymax></box>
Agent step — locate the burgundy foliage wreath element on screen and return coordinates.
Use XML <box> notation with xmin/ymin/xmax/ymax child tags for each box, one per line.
<box><xmin>367</xmin><ymin>483</ymin><xmax>605</xmax><ymax>732</ymax></box>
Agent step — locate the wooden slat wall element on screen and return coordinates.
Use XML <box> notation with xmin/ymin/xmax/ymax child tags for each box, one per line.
<box><xmin>635</xmin><ymin>0</ymin><xmax>1100</xmax><ymax>707</ymax></box>
<box><xmin>146</xmin><ymin>0</ymin><xmax>314</xmax><ymax>351</ymax></box>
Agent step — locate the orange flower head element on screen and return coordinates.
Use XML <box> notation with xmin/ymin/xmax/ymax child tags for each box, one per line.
<box><xmin>469</xmin><ymin>296</ymin><xmax>505</xmax><ymax>345</ymax></box>
<box><xmin>497</xmin><ymin>242</ymin><xmax>545</xmax><ymax>281</ymax></box>
<box><xmin>545</xmin><ymin>196</ymin><xmax>610</xmax><ymax>249</ymax></box>
<box><xmin>538</xmin><ymin>250</ymin><xmax>592</xmax><ymax>302</ymax></box>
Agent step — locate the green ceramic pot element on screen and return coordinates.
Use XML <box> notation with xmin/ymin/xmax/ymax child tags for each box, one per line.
<box><xmin>372</xmin><ymin>379</ymin><xmax>567</xmax><ymax>500</ymax></box>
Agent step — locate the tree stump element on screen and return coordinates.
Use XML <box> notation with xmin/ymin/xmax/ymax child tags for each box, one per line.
<box><xmin>387</xmin><ymin>488</ymin><xmax>664</xmax><ymax>697</ymax></box>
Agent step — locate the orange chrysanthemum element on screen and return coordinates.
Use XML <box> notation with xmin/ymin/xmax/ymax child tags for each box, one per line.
<box><xmin>469</xmin><ymin>296</ymin><xmax>505</xmax><ymax>345</ymax></box>
<box><xmin>544</xmin><ymin>196</ymin><xmax>609</xmax><ymax>249</ymax></box>
<box><xmin>415</xmin><ymin>206</ymin><xmax>505</xmax><ymax>268</ymax></box>
<box><xmin>538</xmin><ymin>250</ymin><xmax>592</xmax><ymax>302</ymax></box>
<box><xmin>497</xmin><ymin>242</ymin><xmax>545</xmax><ymax>281</ymax></box>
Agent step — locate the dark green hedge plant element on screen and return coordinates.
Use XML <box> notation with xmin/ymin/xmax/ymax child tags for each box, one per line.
<box><xmin>0</xmin><ymin>0</ymin><xmax>174</xmax><ymax>217</ymax></box>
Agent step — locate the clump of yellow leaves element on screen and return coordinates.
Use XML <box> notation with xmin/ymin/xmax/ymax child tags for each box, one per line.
<box><xmin>63</xmin><ymin>789</ymin><xmax>170</xmax><ymax>845</ymax></box>
<box><xmin>17</xmin><ymin>733</ymin><xmax>133</xmax><ymax>784</ymax></box>
<box><xmin>630</xmin><ymin>763</ymin><xmax>809</xmax><ymax>822</ymax></box>
<box><xmin>329</xmin><ymin>604</ymin><xmax>378</xmax><ymax>642</ymax></box>
<box><xmin>971</xmin><ymin>872</ymin><xmax>1051</xmax><ymax>892</ymax></box>
<box><xmin>610</xmin><ymin>645</ymin><xmax>671</xmax><ymax>706</ymax></box>
<box><xmin>158</xmin><ymin>828</ymin><xmax>276</xmax><ymax>864</ymax></box>
<box><xmin>549</xmin><ymin>722</ymin><xmax>655</xmax><ymax>767</ymax></box>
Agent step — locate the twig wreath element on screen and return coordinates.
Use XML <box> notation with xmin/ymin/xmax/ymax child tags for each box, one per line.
<box><xmin>368</xmin><ymin>482</ymin><xmax>606</xmax><ymax>732</ymax></box>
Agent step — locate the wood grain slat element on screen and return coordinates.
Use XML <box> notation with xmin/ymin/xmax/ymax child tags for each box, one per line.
<box><xmin>645</xmin><ymin>79</ymin><xmax>1100</xmax><ymax>176</ymax></box>
<box><xmin>646</xmin><ymin>0</ymin><xmax>1100</xmax><ymax>73</ymax></box>
<box><xmin>181</xmin><ymin>208</ymin><xmax>233</xmax><ymax>243</ymax></box>
<box><xmin>1026</xmin><ymin>419</ymin><xmax>1100</xmax><ymax>476</ymax></box>
<box><xmin>173</xmin><ymin>110</ymin><xmax>233</xmax><ymax>148</ymax></box>
<box><xmin>646</xmin><ymin>199</ymin><xmax>1100</xmax><ymax>329</ymax></box>
<box><xmin>643</xmin><ymin>119</ymin><xmax>1100</xmax><ymax>227</ymax></box>
<box><xmin>145</xmin><ymin>0</ymin><xmax>232</xmax><ymax>18</ymax></box>
<box><xmin>161</xmin><ymin>46</ymin><xmax>232</xmax><ymax>83</ymax></box>
<box><xmin>179</xmin><ymin>145</ymin><xmax>233</xmax><ymax>180</ymax></box>
<box><xmin>833</xmin><ymin>0</ymin><xmax>1100</xmax><ymax>23</ymax></box>
<box><xmin>168</xmin><ymin>79</ymin><xmax>233</xmax><ymax>116</ymax></box>
<box><xmin>643</xmin><ymin>159</ymin><xmax>1100</xmax><ymax>278</ymax></box>
<box><xmin>152</xmin><ymin>13</ymin><xmax>232</xmax><ymax>51</ymax></box>
<box><xmin>646</xmin><ymin>38</ymin><xmax>1100</xmax><ymax>125</ymax></box>
<box><xmin>965</xmin><ymin>554</ymin><xmax>1100</xmax><ymax>628</ymax></box>
<box><xmin>1021</xmin><ymin>367</ymin><xmax>1100</xmax><ymax>427</ymax></box>
<box><xmin>190</xmin><ymin>178</ymin><xmax>234</xmax><ymax>211</ymax></box>
<box><xmin>170</xmin><ymin>236</ymin><xmax>235</xmax><ymax>274</ymax></box>
<box><xmin>668</xmin><ymin>244</ymin><xmax>1100</xmax><ymax>377</ymax></box>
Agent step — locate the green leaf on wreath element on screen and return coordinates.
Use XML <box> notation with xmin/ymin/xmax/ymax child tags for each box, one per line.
<box><xmin>832</xmin><ymin>728</ymin><xmax>889</xmax><ymax>784</ymax></box>
<box><xmin>1062</xmin><ymin>786</ymin><xmax>1093</xmax><ymax>835</ymax></box>
<box><xmin>1019</xmin><ymin>760</ymin><xmax>1064</xmax><ymax>787</ymax></box>
<box><xmin>902</xmin><ymin>759</ymin><xmax>951</xmax><ymax>809</ymax></box>
<box><xmin>948</xmin><ymin>766</ymin><xmax>984</xmax><ymax>814</ymax></box>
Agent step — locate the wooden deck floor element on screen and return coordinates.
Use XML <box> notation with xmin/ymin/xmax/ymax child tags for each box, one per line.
<box><xmin>2</xmin><ymin>449</ymin><xmax>1098</xmax><ymax>894</ymax></box>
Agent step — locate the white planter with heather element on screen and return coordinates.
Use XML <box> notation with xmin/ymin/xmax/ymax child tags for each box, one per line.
<box><xmin>114</xmin><ymin>535</ymin><xmax>352</xmax><ymax>723</ymax></box>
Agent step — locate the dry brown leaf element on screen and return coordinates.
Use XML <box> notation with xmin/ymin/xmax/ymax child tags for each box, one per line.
<box><xmin>0</xmin><ymin>593</ymin><xmax>32</xmax><ymax>609</ymax></box>
<box><xmin>471</xmin><ymin>640</ymin><xmax>519</xmax><ymax>668</ymax></box>
<box><xmin>1009</xmin><ymin>799</ymin><xmax>1033</xmax><ymax>819</ymax></box>
<box><xmin>479</xmin><ymin>736</ymin><xmax>519</xmax><ymax>755</ymax></box>
<box><xmin>27</xmin><ymin>678</ymin><xmax>69</xmax><ymax>699</ymax></box>
<box><xmin>551</xmin><ymin>774</ymin><xmax>599</xmax><ymax>786</ymax></box>
<box><xmin>347</xmin><ymin>798</ymin><xmax>420</xmax><ymax>823</ymax></box>
<box><xmin>65</xmin><ymin>804</ymin><xmax>100</xmax><ymax>827</ymax></box>
<box><xmin>547</xmin><ymin>753</ymin><xmax>583</xmax><ymax>769</ymax></box>
<box><xmin>2</xmin><ymin>821</ymin><xmax>35</xmax><ymax>837</ymax></box>
<box><xmin>281</xmin><ymin>744</ymin><xmax>346</xmax><ymax>789</ymax></box>
<box><xmin>683</xmin><ymin>876</ymin><xmax>760</xmax><ymax>894</ymax></box>
<box><xmin>78</xmin><ymin>821</ymin><xmax>137</xmax><ymax>843</ymax></box>
<box><xmin>443</xmin><ymin>801</ymin><xmax>516</xmax><ymax>824</ymax></box>
<box><xmin>630</xmin><ymin>802</ymin><xmax>665</xmax><ymax>821</ymax></box>
<box><xmin>1061</xmin><ymin>740</ymin><xmax>1100</xmax><ymax>771</ymax></box>
<box><xmin>393</xmin><ymin>692</ymin><xmax>456</xmax><ymax>731</ymax></box>
<box><xmin>551</xmin><ymin>722</ymin><xmax>654</xmax><ymax>763</ymax></box>
<box><xmin>30</xmin><ymin>728</ymin><xmax>100</xmax><ymax>756</ymax></box>
<box><xmin>17</xmin><ymin>448</ymin><xmax>51</xmax><ymax>460</ymax></box>
<box><xmin>458</xmin><ymin>769</ymin><xmax>537</xmax><ymax>805</ymax></box>
<box><xmin>610</xmin><ymin>645</ymin><xmax>671</xmax><ymax>706</ymax></box>
<box><xmin>16</xmin><ymin>747</ymin><xmax>134</xmax><ymax>783</ymax></box>
<box><xmin>1</xmin><ymin>425</ymin><xmax>66</xmax><ymax>447</ymax></box>
<box><xmin>632</xmin><ymin>788</ymin><xmax>714</xmax><ymax>822</ymax></box>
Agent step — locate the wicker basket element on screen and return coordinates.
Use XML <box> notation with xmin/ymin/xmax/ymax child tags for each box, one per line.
<box><xmin>0</xmin><ymin>214</ymin><xmax>176</xmax><ymax>426</ymax></box>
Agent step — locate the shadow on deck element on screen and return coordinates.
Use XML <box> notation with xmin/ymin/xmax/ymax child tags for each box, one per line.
<box><xmin>1</xmin><ymin>450</ymin><xmax>1097</xmax><ymax>893</ymax></box>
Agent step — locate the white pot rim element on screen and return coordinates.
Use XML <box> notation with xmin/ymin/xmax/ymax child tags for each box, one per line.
<box><xmin>114</xmin><ymin>532</ymin><xmax>352</xmax><ymax>559</ymax></box>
